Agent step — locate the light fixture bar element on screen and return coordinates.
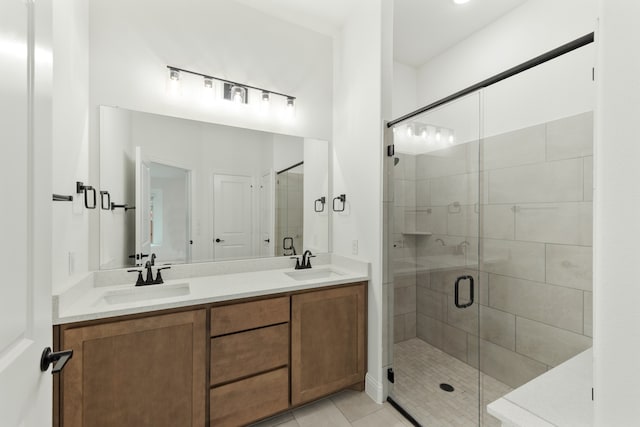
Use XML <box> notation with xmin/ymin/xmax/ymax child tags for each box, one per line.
<box><xmin>166</xmin><ymin>65</ymin><xmax>296</xmax><ymax>100</ymax></box>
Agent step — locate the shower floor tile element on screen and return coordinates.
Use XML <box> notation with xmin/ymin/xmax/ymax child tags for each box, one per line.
<box><xmin>392</xmin><ymin>338</ymin><xmax>512</xmax><ymax>427</ymax></box>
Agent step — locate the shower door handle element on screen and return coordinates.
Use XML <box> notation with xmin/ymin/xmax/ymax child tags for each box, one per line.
<box><xmin>454</xmin><ymin>275</ymin><xmax>474</xmax><ymax>309</ymax></box>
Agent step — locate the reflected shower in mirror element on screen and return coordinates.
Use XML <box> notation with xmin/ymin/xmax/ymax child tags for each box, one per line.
<box><xmin>99</xmin><ymin>106</ymin><xmax>329</xmax><ymax>269</ymax></box>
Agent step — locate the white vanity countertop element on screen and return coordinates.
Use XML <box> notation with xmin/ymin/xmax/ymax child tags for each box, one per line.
<box><xmin>487</xmin><ymin>348</ymin><xmax>593</xmax><ymax>427</ymax></box>
<box><xmin>53</xmin><ymin>254</ymin><xmax>370</xmax><ymax>325</ymax></box>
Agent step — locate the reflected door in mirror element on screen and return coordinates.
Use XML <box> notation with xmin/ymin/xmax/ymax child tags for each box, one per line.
<box><xmin>213</xmin><ymin>174</ymin><xmax>253</xmax><ymax>260</ymax></box>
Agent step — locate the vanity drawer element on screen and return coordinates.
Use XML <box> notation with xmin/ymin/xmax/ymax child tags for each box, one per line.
<box><xmin>210</xmin><ymin>296</ymin><xmax>289</xmax><ymax>336</ymax></box>
<box><xmin>210</xmin><ymin>367</ymin><xmax>289</xmax><ymax>427</ymax></box>
<box><xmin>210</xmin><ymin>323</ymin><xmax>289</xmax><ymax>386</ymax></box>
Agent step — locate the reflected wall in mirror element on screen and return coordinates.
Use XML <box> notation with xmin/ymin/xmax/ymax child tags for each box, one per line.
<box><xmin>99</xmin><ymin>106</ymin><xmax>329</xmax><ymax>269</ymax></box>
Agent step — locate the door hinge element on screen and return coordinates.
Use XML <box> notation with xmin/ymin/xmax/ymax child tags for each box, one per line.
<box><xmin>387</xmin><ymin>144</ymin><xmax>395</xmax><ymax>157</ymax></box>
<box><xmin>387</xmin><ymin>367</ymin><xmax>395</xmax><ymax>383</ymax></box>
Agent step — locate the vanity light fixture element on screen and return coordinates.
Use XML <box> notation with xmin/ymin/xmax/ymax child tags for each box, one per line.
<box><xmin>169</xmin><ymin>68</ymin><xmax>180</xmax><ymax>81</ymax></box>
<box><xmin>165</xmin><ymin>65</ymin><xmax>296</xmax><ymax>109</ymax></box>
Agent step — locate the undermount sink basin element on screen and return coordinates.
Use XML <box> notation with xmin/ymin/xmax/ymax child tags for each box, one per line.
<box><xmin>285</xmin><ymin>268</ymin><xmax>345</xmax><ymax>281</ymax></box>
<box><xmin>94</xmin><ymin>283</ymin><xmax>190</xmax><ymax>307</ymax></box>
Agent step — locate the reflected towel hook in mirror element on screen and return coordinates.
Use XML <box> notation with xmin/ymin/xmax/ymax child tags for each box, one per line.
<box><xmin>111</xmin><ymin>203</ymin><xmax>135</xmax><ymax>211</ymax></box>
<box><xmin>314</xmin><ymin>196</ymin><xmax>326</xmax><ymax>213</ymax></box>
<box><xmin>100</xmin><ymin>191</ymin><xmax>111</xmax><ymax>210</ymax></box>
<box><xmin>52</xmin><ymin>194</ymin><xmax>73</xmax><ymax>202</ymax></box>
<box><xmin>76</xmin><ymin>181</ymin><xmax>97</xmax><ymax>209</ymax></box>
<box><xmin>332</xmin><ymin>194</ymin><xmax>346</xmax><ymax>212</ymax></box>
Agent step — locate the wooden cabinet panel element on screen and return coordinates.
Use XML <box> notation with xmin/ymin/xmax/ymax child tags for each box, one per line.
<box><xmin>211</xmin><ymin>323</ymin><xmax>289</xmax><ymax>386</ymax></box>
<box><xmin>210</xmin><ymin>367</ymin><xmax>289</xmax><ymax>427</ymax></box>
<box><xmin>290</xmin><ymin>283</ymin><xmax>366</xmax><ymax>406</ymax></box>
<box><xmin>211</xmin><ymin>296</ymin><xmax>289</xmax><ymax>336</ymax></box>
<box><xmin>60</xmin><ymin>310</ymin><xmax>206</xmax><ymax>427</ymax></box>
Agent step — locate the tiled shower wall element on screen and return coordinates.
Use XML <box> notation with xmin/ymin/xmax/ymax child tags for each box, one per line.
<box><xmin>393</xmin><ymin>112</ymin><xmax>593</xmax><ymax>389</ymax></box>
<box><xmin>276</xmin><ymin>172</ymin><xmax>304</xmax><ymax>256</ymax></box>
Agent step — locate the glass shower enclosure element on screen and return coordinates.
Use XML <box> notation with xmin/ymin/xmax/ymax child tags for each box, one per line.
<box><xmin>386</xmin><ymin>41</ymin><xmax>594</xmax><ymax>426</ymax></box>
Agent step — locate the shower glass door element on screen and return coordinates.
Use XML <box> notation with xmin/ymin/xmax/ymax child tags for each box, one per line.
<box><xmin>388</xmin><ymin>92</ymin><xmax>482</xmax><ymax>426</ymax></box>
<box><xmin>387</xmin><ymin>42</ymin><xmax>594</xmax><ymax>427</ymax></box>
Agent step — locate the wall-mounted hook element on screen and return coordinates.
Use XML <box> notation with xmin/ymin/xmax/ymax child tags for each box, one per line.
<box><xmin>52</xmin><ymin>194</ymin><xmax>73</xmax><ymax>202</ymax></box>
<box><xmin>111</xmin><ymin>202</ymin><xmax>135</xmax><ymax>211</ymax></box>
<box><xmin>314</xmin><ymin>196</ymin><xmax>326</xmax><ymax>213</ymax></box>
<box><xmin>76</xmin><ymin>181</ymin><xmax>97</xmax><ymax>209</ymax></box>
<box><xmin>100</xmin><ymin>191</ymin><xmax>111</xmax><ymax>210</ymax></box>
<box><xmin>332</xmin><ymin>194</ymin><xmax>346</xmax><ymax>212</ymax></box>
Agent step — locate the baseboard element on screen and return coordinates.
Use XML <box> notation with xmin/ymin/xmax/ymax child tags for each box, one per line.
<box><xmin>365</xmin><ymin>373</ymin><xmax>384</xmax><ymax>404</ymax></box>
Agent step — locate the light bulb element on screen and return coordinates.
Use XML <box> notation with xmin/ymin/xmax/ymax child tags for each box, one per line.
<box><xmin>421</xmin><ymin>128</ymin><xmax>427</xmax><ymax>139</ymax></box>
<box><xmin>448</xmin><ymin>132</ymin><xmax>455</xmax><ymax>144</ymax></box>
<box><xmin>169</xmin><ymin>68</ymin><xmax>180</xmax><ymax>81</ymax></box>
<box><xmin>407</xmin><ymin>125</ymin><xmax>413</xmax><ymax>137</ymax></box>
<box><xmin>262</xmin><ymin>91</ymin><xmax>270</xmax><ymax>104</ymax></box>
<box><xmin>436</xmin><ymin>129</ymin><xmax>441</xmax><ymax>141</ymax></box>
<box><xmin>203</xmin><ymin>78</ymin><xmax>213</xmax><ymax>89</ymax></box>
<box><xmin>453</xmin><ymin>0</ymin><xmax>471</xmax><ymax>4</ymax></box>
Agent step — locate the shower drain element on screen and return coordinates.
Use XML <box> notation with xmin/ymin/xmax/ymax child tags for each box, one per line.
<box><xmin>439</xmin><ymin>383</ymin><xmax>455</xmax><ymax>392</ymax></box>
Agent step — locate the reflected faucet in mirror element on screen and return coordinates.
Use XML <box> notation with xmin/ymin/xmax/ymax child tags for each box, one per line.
<box><xmin>283</xmin><ymin>237</ymin><xmax>296</xmax><ymax>256</ymax></box>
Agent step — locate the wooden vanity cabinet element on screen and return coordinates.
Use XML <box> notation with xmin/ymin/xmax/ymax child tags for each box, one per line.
<box><xmin>54</xmin><ymin>282</ymin><xmax>367</xmax><ymax>427</ymax></box>
<box><xmin>291</xmin><ymin>283</ymin><xmax>367</xmax><ymax>406</ymax></box>
<box><xmin>56</xmin><ymin>309</ymin><xmax>206</xmax><ymax>427</ymax></box>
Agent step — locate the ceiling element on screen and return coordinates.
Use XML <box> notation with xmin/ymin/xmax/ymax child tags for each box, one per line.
<box><xmin>394</xmin><ymin>0</ymin><xmax>527</xmax><ymax>67</ymax></box>
<box><xmin>234</xmin><ymin>0</ymin><xmax>527</xmax><ymax>67</ymax></box>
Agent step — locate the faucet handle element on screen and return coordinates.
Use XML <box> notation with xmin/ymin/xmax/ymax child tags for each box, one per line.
<box><xmin>154</xmin><ymin>266</ymin><xmax>171</xmax><ymax>284</ymax></box>
<box><xmin>127</xmin><ymin>269</ymin><xmax>144</xmax><ymax>286</ymax></box>
<box><xmin>290</xmin><ymin>256</ymin><xmax>302</xmax><ymax>269</ymax></box>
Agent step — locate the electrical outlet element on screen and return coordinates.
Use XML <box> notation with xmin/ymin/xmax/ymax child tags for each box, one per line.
<box><xmin>352</xmin><ymin>240</ymin><xmax>358</xmax><ymax>255</ymax></box>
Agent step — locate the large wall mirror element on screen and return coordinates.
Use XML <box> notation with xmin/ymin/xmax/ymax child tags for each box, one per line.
<box><xmin>99</xmin><ymin>106</ymin><xmax>330</xmax><ymax>269</ymax></box>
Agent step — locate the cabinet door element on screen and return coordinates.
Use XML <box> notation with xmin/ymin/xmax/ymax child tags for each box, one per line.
<box><xmin>291</xmin><ymin>283</ymin><xmax>366</xmax><ymax>406</ymax></box>
<box><xmin>60</xmin><ymin>310</ymin><xmax>206</xmax><ymax>427</ymax></box>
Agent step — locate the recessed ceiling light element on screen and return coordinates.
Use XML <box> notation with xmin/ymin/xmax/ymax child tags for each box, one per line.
<box><xmin>453</xmin><ymin>0</ymin><xmax>471</xmax><ymax>4</ymax></box>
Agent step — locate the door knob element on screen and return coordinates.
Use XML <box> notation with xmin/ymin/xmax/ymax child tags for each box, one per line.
<box><xmin>264</xmin><ymin>238</ymin><xmax>270</xmax><ymax>243</ymax></box>
<box><xmin>40</xmin><ymin>347</ymin><xmax>73</xmax><ymax>374</ymax></box>
<box><xmin>215</xmin><ymin>238</ymin><xmax>225</xmax><ymax>243</ymax></box>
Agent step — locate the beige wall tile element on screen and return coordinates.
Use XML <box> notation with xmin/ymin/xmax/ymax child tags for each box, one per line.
<box><xmin>483</xmin><ymin>204</ymin><xmax>515</xmax><ymax>240</ymax></box>
<box><xmin>546</xmin><ymin>112</ymin><xmax>593</xmax><ymax>161</ymax></box>
<box><xmin>515</xmin><ymin>317</ymin><xmax>592</xmax><ymax>367</ymax></box>
<box><xmin>489</xmin><ymin>274</ymin><xmax>584</xmax><ymax>333</ymax></box>
<box><xmin>416</xmin><ymin>179</ymin><xmax>431</xmax><ymax>207</ymax></box>
<box><xmin>394</xmin><ymin>315</ymin><xmax>405</xmax><ymax>344</ymax></box>
<box><xmin>447</xmin><ymin>204</ymin><xmax>479</xmax><ymax>237</ymax></box>
<box><xmin>482</xmin><ymin>124</ymin><xmax>546</xmax><ymax>170</ymax></box>
<box><xmin>393</xmin><ymin>180</ymin><xmax>404</xmax><ymax>207</ymax></box>
<box><xmin>546</xmin><ymin>244</ymin><xmax>593</xmax><ymax>291</ymax></box>
<box><xmin>394</xmin><ymin>285</ymin><xmax>416</xmax><ymax>316</ymax></box>
<box><xmin>488</xmin><ymin>158</ymin><xmax>583</xmax><ymax>204</ymax></box>
<box><xmin>395</xmin><ymin>272</ymin><xmax>416</xmax><ymax>288</ymax></box>
<box><xmin>431</xmin><ymin>173</ymin><xmax>479</xmax><ymax>207</ymax></box>
<box><xmin>417</xmin><ymin>314</ymin><xmax>468</xmax><ymax>363</ymax></box>
<box><xmin>416</xmin><ymin>207</ymin><xmax>447</xmax><ymax>234</ymax></box>
<box><xmin>417</xmin><ymin>287</ymin><xmax>446</xmax><ymax>321</ymax></box>
<box><xmin>404</xmin><ymin>312</ymin><xmax>417</xmax><ymax>340</ymax></box>
<box><xmin>482</xmin><ymin>239</ymin><xmax>546</xmax><ymax>282</ymax></box>
<box><xmin>393</xmin><ymin>207</ymin><xmax>404</xmax><ymax>234</ymax></box>
<box><xmin>584</xmin><ymin>292</ymin><xmax>593</xmax><ymax>337</ymax></box>
<box><xmin>584</xmin><ymin>156</ymin><xmax>593</xmax><ymax>202</ymax></box>
<box><xmin>514</xmin><ymin>202</ymin><xmax>592</xmax><ymax>246</ymax></box>
<box><xmin>446</xmin><ymin>295</ymin><xmax>478</xmax><ymax>335</ymax></box>
<box><xmin>404</xmin><ymin>180</ymin><xmax>416</xmax><ymax>208</ymax></box>
<box><xmin>476</xmin><ymin>338</ymin><xmax>548</xmax><ymax>388</ymax></box>
<box><xmin>416</xmin><ymin>143</ymin><xmax>477</xmax><ymax>180</ymax></box>
<box><xmin>480</xmin><ymin>305</ymin><xmax>516</xmax><ymax>351</ymax></box>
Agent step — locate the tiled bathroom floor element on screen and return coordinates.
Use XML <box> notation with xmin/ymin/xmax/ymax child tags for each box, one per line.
<box><xmin>392</xmin><ymin>338</ymin><xmax>512</xmax><ymax>426</ymax></box>
<box><xmin>250</xmin><ymin>390</ymin><xmax>413</xmax><ymax>427</ymax></box>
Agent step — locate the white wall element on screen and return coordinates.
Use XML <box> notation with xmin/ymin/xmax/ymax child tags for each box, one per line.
<box><xmin>52</xmin><ymin>0</ymin><xmax>90</xmax><ymax>293</ymax></box>
<box><xmin>594</xmin><ymin>1</ymin><xmax>640</xmax><ymax>422</ymax></box>
<box><xmin>332</xmin><ymin>0</ymin><xmax>392</xmax><ymax>403</ymax></box>
<box><xmin>416</xmin><ymin>0</ymin><xmax>597</xmax><ymax>107</ymax></box>
<box><xmin>303</xmin><ymin>138</ymin><xmax>329</xmax><ymax>253</ymax></box>
<box><xmin>392</xmin><ymin>61</ymin><xmax>418</xmax><ymax>118</ymax></box>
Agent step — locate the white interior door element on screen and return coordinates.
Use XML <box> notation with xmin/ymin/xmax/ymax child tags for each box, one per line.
<box><xmin>135</xmin><ymin>146</ymin><xmax>152</xmax><ymax>265</ymax></box>
<box><xmin>213</xmin><ymin>174</ymin><xmax>253</xmax><ymax>260</ymax></box>
<box><xmin>259</xmin><ymin>171</ymin><xmax>274</xmax><ymax>257</ymax></box>
<box><xmin>0</xmin><ymin>0</ymin><xmax>53</xmax><ymax>425</ymax></box>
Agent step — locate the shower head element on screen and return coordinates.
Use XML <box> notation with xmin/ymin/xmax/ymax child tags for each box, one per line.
<box><xmin>394</xmin><ymin>157</ymin><xmax>400</xmax><ymax>166</ymax></box>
